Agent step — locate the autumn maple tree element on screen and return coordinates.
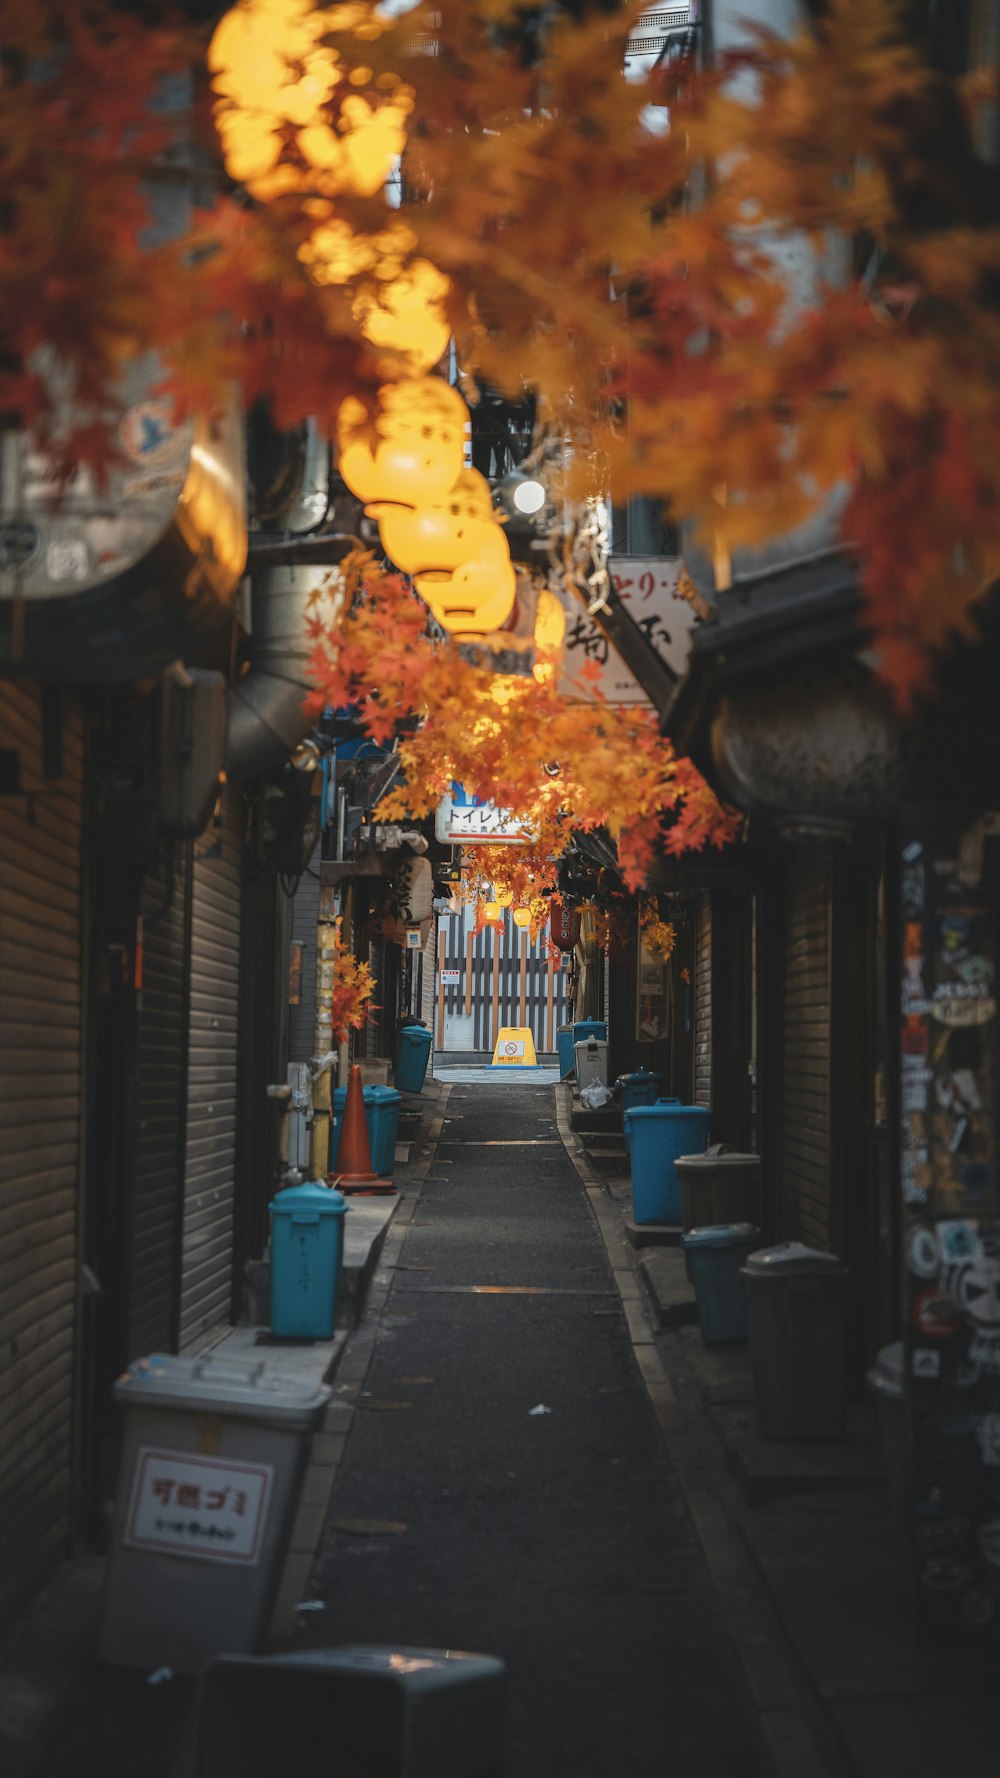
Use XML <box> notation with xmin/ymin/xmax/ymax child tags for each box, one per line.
<box><xmin>3</xmin><ymin>0</ymin><xmax>998</xmax><ymax>852</ymax></box>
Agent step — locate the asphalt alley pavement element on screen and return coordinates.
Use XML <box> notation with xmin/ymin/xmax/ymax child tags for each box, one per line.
<box><xmin>306</xmin><ymin>1083</ymin><xmax>774</xmax><ymax>1778</ymax></box>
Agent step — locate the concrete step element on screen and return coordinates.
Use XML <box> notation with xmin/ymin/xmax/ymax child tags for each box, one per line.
<box><xmin>637</xmin><ymin>1248</ymin><xmax>698</xmax><ymax>1330</ymax></box>
<box><xmin>569</xmin><ymin>1105</ymin><xmax>622</xmax><ymax>1135</ymax></box>
<box><xmin>624</xmin><ymin>1219</ymin><xmax>683</xmax><ymax>1249</ymax></box>
<box><xmin>711</xmin><ymin>1401</ymin><xmax>885</xmax><ymax>1506</ymax></box>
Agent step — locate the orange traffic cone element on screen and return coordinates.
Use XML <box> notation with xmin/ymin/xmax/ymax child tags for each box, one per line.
<box><xmin>331</xmin><ymin>1063</ymin><xmax>395</xmax><ymax>1195</ymax></box>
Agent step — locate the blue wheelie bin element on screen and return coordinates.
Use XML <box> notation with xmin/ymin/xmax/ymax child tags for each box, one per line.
<box><xmin>624</xmin><ymin>1098</ymin><xmax>711</xmax><ymax>1224</ymax></box>
<box><xmin>269</xmin><ymin>1181</ymin><xmax>348</xmax><ymax>1338</ymax></box>
<box><xmin>556</xmin><ymin>1025</ymin><xmax>576</xmax><ymax>1080</ymax></box>
<box><xmin>331</xmin><ymin>1084</ymin><xmax>402</xmax><ymax>1176</ymax></box>
<box><xmin>395</xmin><ymin>1022</ymin><xmax>432</xmax><ymax>1094</ymax></box>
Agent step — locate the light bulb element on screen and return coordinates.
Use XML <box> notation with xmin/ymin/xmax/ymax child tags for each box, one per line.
<box><xmin>513</xmin><ymin>478</ymin><xmax>546</xmax><ymax>515</ymax></box>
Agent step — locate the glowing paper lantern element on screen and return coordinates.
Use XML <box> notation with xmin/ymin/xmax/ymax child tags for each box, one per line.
<box><xmin>210</xmin><ymin>0</ymin><xmax>414</xmax><ymax>203</ymax></box>
<box><xmin>375</xmin><ymin>469</ymin><xmax>497</xmax><ymax>575</ymax></box>
<box><xmin>299</xmin><ymin>217</ymin><xmax>417</xmax><ymax>286</ymax></box>
<box><xmin>512</xmin><ymin>907</ymin><xmax>532</xmax><ymax>929</ymax></box>
<box><xmin>534</xmin><ymin>588</ymin><xmax>566</xmax><ymax>653</ymax></box>
<box><xmin>415</xmin><ymin>541</ymin><xmax>517</xmax><ymax>638</ymax></box>
<box><xmin>354</xmin><ymin>258</ymin><xmax>452</xmax><ymax>372</ymax></box>
<box><xmin>336</xmin><ymin>379</ymin><xmax>468</xmax><ymax>507</ymax></box>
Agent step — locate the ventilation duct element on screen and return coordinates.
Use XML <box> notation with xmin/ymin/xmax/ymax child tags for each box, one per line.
<box><xmin>226</xmin><ymin>419</ymin><xmax>348</xmax><ymax>781</ymax></box>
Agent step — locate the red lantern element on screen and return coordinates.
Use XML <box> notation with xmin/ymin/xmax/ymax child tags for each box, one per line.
<box><xmin>549</xmin><ymin>897</ymin><xmax>580</xmax><ymax>951</ymax></box>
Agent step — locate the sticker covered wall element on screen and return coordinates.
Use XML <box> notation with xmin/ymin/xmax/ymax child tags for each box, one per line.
<box><xmin>901</xmin><ymin>832</ymin><xmax>1000</xmax><ymax>1642</ymax></box>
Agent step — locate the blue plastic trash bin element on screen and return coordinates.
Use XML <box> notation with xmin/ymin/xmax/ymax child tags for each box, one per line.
<box><xmin>395</xmin><ymin>1022</ymin><xmax>432</xmax><ymax>1094</ymax></box>
<box><xmin>573</xmin><ymin>1018</ymin><xmax>607</xmax><ymax>1046</ymax></box>
<box><xmin>331</xmin><ymin>1084</ymin><xmax>401</xmax><ymax>1177</ymax></box>
<box><xmin>624</xmin><ymin>1098</ymin><xmax>711</xmax><ymax>1224</ymax></box>
<box><xmin>682</xmin><ymin>1222</ymin><xmax>761</xmax><ymax>1344</ymax></box>
<box><xmin>557</xmin><ymin>1025</ymin><xmax>576</xmax><ymax>1080</ymax></box>
<box><xmin>269</xmin><ymin>1181</ymin><xmax>348</xmax><ymax>1339</ymax></box>
<box><xmin>618</xmin><ymin>1070</ymin><xmax>665</xmax><ymax>1154</ymax></box>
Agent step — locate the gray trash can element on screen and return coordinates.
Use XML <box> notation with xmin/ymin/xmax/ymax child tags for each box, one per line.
<box><xmin>675</xmin><ymin>1146</ymin><xmax>762</xmax><ymax>1235</ymax></box>
<box><xmin>97</xmin><ymin>1353</ymin><xmax>330</xmax><ymax>1674</ymax></box>
<box><xmin>743</xmin><ymin>1243</ymin><xmax>847</xmax><ymax>1439</ymax></box>
<box><xmin>194</xmin><ymin>1646</ymin><xmax>507</xmax><ymax>1778</ymax></box>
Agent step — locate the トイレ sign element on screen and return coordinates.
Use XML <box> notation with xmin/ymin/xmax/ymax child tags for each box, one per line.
<box><xmin>124</xmin><ymin>1447</ymin><xmax>272</xmax><ymax>1565</ymax></box>
<box><xmin>435</xmin><ymin>783</ymin><xmax>528</xmax><ymax>846</ymax></box>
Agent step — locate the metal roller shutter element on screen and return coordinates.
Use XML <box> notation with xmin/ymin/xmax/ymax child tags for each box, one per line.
<box><xmin>0</xmin><ymin>683</ymin><xmax>85</xmax><ymax>1629</ymax></box>
<box><xmin>129</xmin><ymin>843</ymin><xmax>191</xmax><ymax>1358</ymax></box>
<box><xmin>779</xmin><ymin>844</ymin><xmax>832</xmax><ymax>1247</ymax></box>
<box><xmin>178</xmin><ymin>787</ymin><xmax>243</xmax><ymax>1350</ymax></box>
<box><xmin>694</xmin><ymin>893</ymin><xmax>712</xmax><ymax>1107</ymax></box>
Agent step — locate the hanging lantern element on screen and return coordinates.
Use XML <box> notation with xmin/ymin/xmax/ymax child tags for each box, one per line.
<box><xmin>376</xmin><ymin>469</ymin><xmax>496</xmax><ymax>575</ymax></box>
<box><xmin>210</xmin><ymin>0</ymin><xmax>414</xmax><ymax>203</ymax></box>
<box><xmin>336</xmin><ymin>379</ymin><xmax>468</xmax><ymax>508</ymax></box>
<box><xmin>299</xmin><ymin>216</ymin><xmax>417</xmax><ymax>287</ymax></box>
<box><xmin>534</xmin><ymin>587</ymin><xmax>566</xmax><ymax>651</ymax></box>
<box><xmin>512</xmin><ymin>907</ymin><xmax>532</xmax><ymax>929</ymax></box>
<box><xmin>495</xmin><ymin>887</ymin><xmax>514</xmax><ymax>908</ymax></box>
<box><xmin>482</xmin><ymin>900</ymin><xmax>500</xmax><ymax>921</ymax></box>
<box><xmin>415</xmin><ymin>544</ymin><xmax>517</xmax><ymax>638</ymax></box>
<box><xmin>550</xmin><ymin>896</ymin><xmax>581</xmax><ymax>951</ymax></box>
<box><xmin>533</xmin><ymin>587</ymin><xmax>567</xmax><ymax>683</ymax></box>
<box><xmin>354</xmin><ymin>259</ymin><xmax>452</xmax><ymax>372</ymax></box>
<box><xmin>298</xmin><ymin>91</ymin><xmax>412</xmax><ymax>198</ymax></box>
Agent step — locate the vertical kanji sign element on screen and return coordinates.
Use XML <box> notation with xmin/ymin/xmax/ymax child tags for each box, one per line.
<box><xmin>558</xmin><ymin>558</ymin><xmax>703</xmax><ymax>706</ymax></box>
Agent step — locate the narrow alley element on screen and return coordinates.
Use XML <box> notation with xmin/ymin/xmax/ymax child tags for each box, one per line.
<box><xmin>305</xmin><ymin>1082</ymin><xmax>772</xmax><ymax>1777</ymax></box>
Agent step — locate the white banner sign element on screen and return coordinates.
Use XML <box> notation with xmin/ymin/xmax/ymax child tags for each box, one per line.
<box><xmin>124</xmin><ymin>1447</ymin><xmax>273</xmax><ymax>1566</ymax></box>
<box><xmin>558</xmin><ymin>557</ymin><xmax>703</xmax><ymax>706</ymax></box>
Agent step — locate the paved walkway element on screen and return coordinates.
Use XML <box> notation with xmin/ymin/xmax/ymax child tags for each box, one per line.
<box><xmin>303</xmin><ymin>1083</ymin><xmax>773</xmax><ymax>1777</ymax></box>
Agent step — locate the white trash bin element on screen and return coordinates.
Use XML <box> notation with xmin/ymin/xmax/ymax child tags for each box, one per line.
<box><xmin>574</xmin><ymin>1037</ymin><xmax>608</xmax><ymax>1089</ymax></box>
<box><xmin>97</xmin><ymin>1353</ymin><xmax>329</xmax><ymax>1675</ymax></box>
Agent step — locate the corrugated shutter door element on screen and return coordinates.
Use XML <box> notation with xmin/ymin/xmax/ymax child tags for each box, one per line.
<box><xmin>0</xmin><ymin>684</ymin><xmax>84</xmax><ymax>1628</ymax></box>
<box><xmin>179</xmin><ymin>788</ymin><xmax>242</xmax><ymax>1349</ymax></box>
<box><xmin>130</xmin><ymin>844</ymin><xmax>191</xmax><ymax>1356</ymax></box>
<box><xmin>779</xmin><ymin>844</ymin><xmax>832</xmax><ymax>1247</ymax></box>
<box><xmin>694</xmin><ymin>893</ymin><xmax>712</xmax><ymax>1107</ymax></box>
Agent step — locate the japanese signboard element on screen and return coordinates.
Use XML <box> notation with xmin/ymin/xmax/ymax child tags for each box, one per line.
<box><xmin>124</xmin><ymin>1447</ymin><xmax>272</xmax><ymax>1566</ymax></box>
<box><xmin>435</xmin><ymin>783</ymin><xmax>528</xmax><ymax>846</ymax></box>
<box><xmin>558</xmin><ymin>557</ymin><xmax>703</xmax><ymax>706</ymax></box>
